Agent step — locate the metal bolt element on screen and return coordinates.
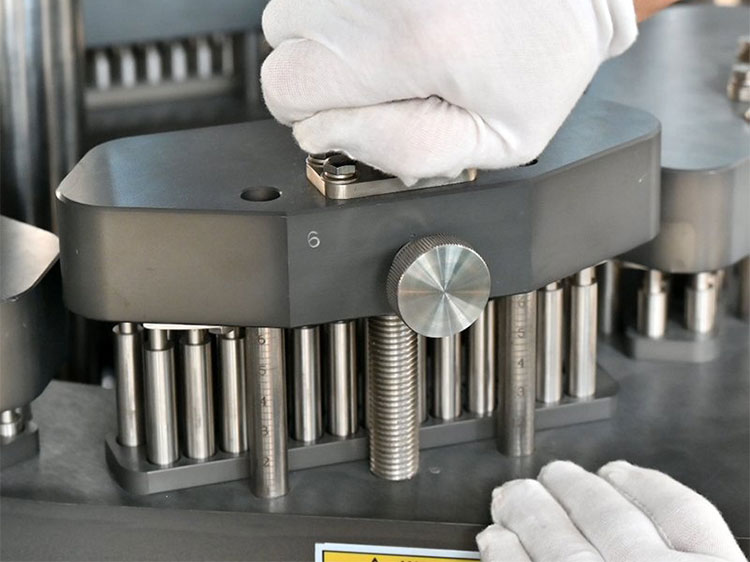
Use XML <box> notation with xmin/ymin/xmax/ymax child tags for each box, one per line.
<box><xmin>367</xmin><ymin>314</ymin><xmax>419</xmax><ymax>481</ymax></box>
<box><xmin>323</xmin><ymin>154</ymin><xmax>357</xmax><ymax>180</ymax></box>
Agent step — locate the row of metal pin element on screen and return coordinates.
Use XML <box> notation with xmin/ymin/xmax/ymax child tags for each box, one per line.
<box><xmin>638</xmin><ymin>269</ymin><xmax>721</xmax><ymax>337</ymax></box>
<box><xmin>88</xmin><ymin>33</ymin><xmax>237</xmax><ymax>91</ymax></box>
<box><xmin>113</xmin><ymin>267</ymin><xmax>599</xmax><ymax>498</ymax></box>
<box><xmin>597</xmin><ymin>261</ymin><xmax>731</xmax><ymax>339</ymax></box>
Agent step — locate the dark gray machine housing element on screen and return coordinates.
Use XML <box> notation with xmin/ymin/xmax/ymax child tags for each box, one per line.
<box><xmin>56</xmin><ymin>96</ymin><xmax>660</xmax><ymax>328</ymax></box>
<box><xmin>590</xmin><ymin>5</ymin><xmax>750</xmax><ymax>273</ymax></box>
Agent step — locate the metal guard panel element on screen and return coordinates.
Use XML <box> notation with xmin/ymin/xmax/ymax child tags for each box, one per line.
<box><xmin>56</xmin><ymin>96</ymin><xmax>660</xmax><ymax>327</ymax></box>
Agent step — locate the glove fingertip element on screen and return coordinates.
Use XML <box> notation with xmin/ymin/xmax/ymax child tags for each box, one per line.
<box><xmin>538</xmin><ymin>459</ymin><xmax>582</xmax><ymax>482</ymax></box>
<box><xmin>597</xmin><ymin>459</ymin><xmax>635</xmax><ymax>479</ymax></box>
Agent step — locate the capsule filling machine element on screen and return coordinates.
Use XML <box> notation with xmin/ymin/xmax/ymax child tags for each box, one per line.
<box><xmin>56</xmin><ymin>96</ymin><xmax>660</xmax><ymax>495</ymax></box>
<box><xmin>1</xmin><ymin>4</ymin><xmax>748</xmax><ymax>559</ymax></box>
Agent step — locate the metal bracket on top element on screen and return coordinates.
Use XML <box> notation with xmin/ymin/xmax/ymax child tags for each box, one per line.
<box><xmin>305</xmin><ymin>153</ymin><xmax>477</xmax><ymax>200</ymax></box>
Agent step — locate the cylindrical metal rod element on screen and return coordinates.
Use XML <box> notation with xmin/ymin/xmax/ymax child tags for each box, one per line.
<box><xmin>740</xmin><ymin>257</ymin><xmax>749</xmax><ymax>321</ymax></box>
<box><xmin>1</xmin><ymin>0</ymin><xmax>46</xmax><ymax>227</ymax></box>
<box><xmin>114</xmin><ymin>322</ymin><xmax>144</xmax><ymax>447</ymax></box>
<box><xmin>181</xmin><ymin>329</ymin><xmax>215</xmax><ymax>460</ymax></box>
<box><xmin>597</xmin><ymin>260</ymin><xmax>621</xmax><ymax>336</ymax></box>
<box><xmin>685</xmin><ymin>272</ymin><xmax>719</xmax><ymax>334</ymax></box>
<box><xmin>497</xmin><ymin>292</ymin><xmax>537</xmax><ymax>457</ymax></box>
<box><xmin>41</xmin><ymin>0</ymin><xmax>83</xmax><ymax>229</ymax></box>
<box><xmin>637</xmin><ymin>269</ymin><xmax>668</xmax><ymax>338</ymax></box>
<box><xmin>468</xmin><ymin>301</ymin><xmax>496</xmax><ymax>416</ymax></box>
<box><xmin>417</xmin><ymin>335</ymin><xmax>428</xmax><ymax>423</ymax></box>
<box><xmin>536</xmin><ymin>283</ymin><xmax>563</xmax><ymax>404</ymax></box>
<box><xmin>569</xmin><ymin>267</ymin><xmax>598</xmax><ymax>398</ymax></box>
<box><xmin>245</xmin><ymin>327</ymin><xmax>288</xmax><ymax>498</ymax></box>
<box><xmin>291</xmin><ymin>326</ymin><xmax>322</xmax><ymax>443</ymax></box>
<box><xmin>326</xmin><ymin>321</ymin><xmax>358</xmax><ymax>437</ymax></box>
<box><xmin>433</xmin><ymin>334</ymin><xmax>462</xmax><ymax>421</ymax></box>
<box><xmin>143</xmin><ymin>329</ymin><xmax>178</xmax><ymax>466</ymax></box>
<box><xmin>1</xmin><ymin>0</ymin><xmax>81</xmax><ymax>230</ymax></box>
<box><xmin>367</xmin><ymin>315</ymin><xmax>419</xmax><ymax>481</ymax></box>
<box><xmin>217</xmin><ymin>328</ymin><xmax>247</xmax><ymax>454</ymax></box>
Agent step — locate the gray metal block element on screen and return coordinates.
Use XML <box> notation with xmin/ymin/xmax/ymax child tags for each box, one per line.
<box><xmin>0</xmin><ymin>217</ymin><xmax>64</xmax><ymax>412</ymax></box>
<box><xmin>56</xmin><ymin>96</ymin><xmax>660</xmax><ymax>328</ymax></box>
<box><xmin>623</xmin><ymin>319</ymin><xmax>733</xmax><ymax>364</ymax></box>
<box><xmin>590</xmin><ymin>5</ymin><xmax>750</xmax><ymax>273</ymax></box>
<box><xmin>0</xmin><ymin>422</ymin><xmax>39</xmax><ymax>470</ymax></box>
<box><xmin>104</xmin><ymin>369</ymin><xmax>617</xmax><ymax>495</ymax></box>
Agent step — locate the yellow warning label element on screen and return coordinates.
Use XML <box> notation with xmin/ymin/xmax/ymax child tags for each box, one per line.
<box><xmin>316</xmin><ymin>543</ymin><xmax>480</xmax><ymax>562</ymax></box>
<box><xmin>321</xmin><ymin>552</ymin><xmax>477</xmax><ymax>562</ymax></box>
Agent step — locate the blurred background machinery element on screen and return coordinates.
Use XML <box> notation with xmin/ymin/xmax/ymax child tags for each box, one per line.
<box><xmin>1</xmin><ymin>0</ymin><xmax>270</xmax><ymax>386</ymax></box>
<box><xmin>0</xmin><ymin>217</ymin><xmax>64</xmax><ymax>468</ymax></box>
<box><xmin>0</xmin><ymin>2</ymin><xmax>748</xmax><ymax>561</ymax></box>
<box><xmin>590</xmin><ymin>8</ymin><xmax>749</xmax><ymax>363</ymax></box>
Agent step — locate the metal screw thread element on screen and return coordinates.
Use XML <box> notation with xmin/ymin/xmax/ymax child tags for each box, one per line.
<box><xmin>367</xmin><ymin>314</ymin><xmax>419</xmax><ymax>481</ymax></box>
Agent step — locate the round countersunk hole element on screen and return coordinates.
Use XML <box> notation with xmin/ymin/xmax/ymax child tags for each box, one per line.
<box><xmin>241</xmin><ymin>187</ymin><xmax>281</xmax><ymax>202</ymax></box>
<box><xmin>521</xmin><ymin>158</ymin><xmax>538</xmax><ymax>167</ymax></box>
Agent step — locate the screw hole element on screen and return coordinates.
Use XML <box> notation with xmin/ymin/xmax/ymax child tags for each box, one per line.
<box><xmin>241</xmin><ymin>187</ymin><xmax>281</xmax><ymax>202</ymax></box>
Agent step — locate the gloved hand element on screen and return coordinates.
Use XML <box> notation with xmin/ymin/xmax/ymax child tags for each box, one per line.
<box><xmin>477</xmin><ymin>460</ymin><xmax>746</xmax><ymax>562</ymax></box>
<box><xmin>260</xmin><ymin>0</ymin><xmax>638</xmax><ymax>184</ymax></box>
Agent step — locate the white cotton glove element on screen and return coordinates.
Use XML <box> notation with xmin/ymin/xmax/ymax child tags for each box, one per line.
<box><xmin>477</xmin><ymin>460</ymin><xmax>746</xmax><ymax>562</ymax></box>
<box><xmin>260</xmin><ymin>0</ymin><xmax>638</xmax><ymax>185</ymax></box>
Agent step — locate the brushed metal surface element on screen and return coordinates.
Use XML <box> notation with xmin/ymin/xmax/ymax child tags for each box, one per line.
<box><xmin>387</xmin><ymin>235</ymin><xmax>491</xmax><ymax>338</ymax></box>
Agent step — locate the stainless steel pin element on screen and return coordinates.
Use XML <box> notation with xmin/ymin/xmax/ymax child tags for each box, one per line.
<box><xmin>114</xmin><ymin>322</ymin><xmax>144</xmax><ymax>447</ymax></box>
<box><xmin>326</xmin><ymin>321</ymin><xmax>358</xmax><ymax>437</ymax></box>
<box><xmin>291</xmin><ymin>326</ymin><xmax>322</xmax><ymax>443</ymax></box>
<box><xmin>433</xmin><ymin>334</ymin><xmax>462</xmax><ymax>421</ymax></box>
<box><xmin>569</xmin><ymin>267</ymin><xmax>598</xmax><ymax>398</ymax></box>
<box><xmin>143</xmin><ymin>328</ymin><xmax>179</xmax><ymax>466</ymax></box>
<box><xmin>497</xmin><ymin>292</ymin><xmax>537</xmax><ymax>457</ymax></box>
<box><xmin>217</xmin><ymin>328</ymin><xmax>247</xmax><ymax>454</ymax></box>
<box><xmin>245</xmin><ymin>327</ymin><xmax>288</xmax><ymax>498</ymax></box>
<box><xmin>468</xmin><ymin>301</ymin><xmax>497</xmax><ymax>416</ymax></box>
<box><xmin>536</xmin><ymin>283</ymin><xmax>563</xmax><ymax>404</ymax></box>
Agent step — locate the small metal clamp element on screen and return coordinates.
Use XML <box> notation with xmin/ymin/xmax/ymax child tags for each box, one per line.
<box><xmin>305</xmin><ymin>153</ymin><xmax>477</xmax><ymax>200</ymax></box>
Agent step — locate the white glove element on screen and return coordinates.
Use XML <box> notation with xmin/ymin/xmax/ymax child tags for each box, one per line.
<box><xmin>260</xmin><ymin>0</ymin><xmax>638</xmax><ymax>185</ymax></box>
<box><xmin>477</xmin><ymin>460</ymin><xmax>746</xmax><ymax>562</ymax></box>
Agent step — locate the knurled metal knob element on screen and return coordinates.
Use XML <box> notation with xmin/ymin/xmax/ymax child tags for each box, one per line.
<box><xmin>387</xmin><ymin>235</ymin><xmax>491</xmax><ymax>338</ymax></box>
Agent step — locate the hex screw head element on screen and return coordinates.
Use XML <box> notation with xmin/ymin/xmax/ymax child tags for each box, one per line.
<box><xmin>323</xmin><ymin>154</ymin><xmax>357</xmax><ymax>179</ymax></box>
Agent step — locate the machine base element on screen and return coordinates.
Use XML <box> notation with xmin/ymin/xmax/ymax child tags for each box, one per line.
<box><xmin>106</xmin><ymin>368</ymin><xmax>617</xmax><ymax>495</ymax></box>
<box><xmin>0</xmin><ymin>422</ymin><xmax>39</xmax><ymax>469</ymax></box>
